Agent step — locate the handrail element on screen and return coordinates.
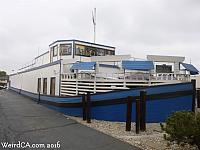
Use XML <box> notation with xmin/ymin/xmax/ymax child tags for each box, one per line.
<box><xmin>61</xmin><ymin>72</ymin><xmax>190</xmax><ymax>81</ymax></box>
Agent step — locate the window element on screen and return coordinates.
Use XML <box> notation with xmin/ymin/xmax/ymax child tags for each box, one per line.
<box><xmin>43</xmin><ymin>78</ymin><xmax>47</xmax><ymax>94</ymax></box>
<box><xmin>60</xmin><ymin>44</ymin><xmax>72</xmax><ymax>56</ymax></box>
<box><xmin>105</xmin><ymin>50</ymin><xmax>115</xmax><ymax>55</ymax></box>
<box><xmin>97</xmin><ymin>49</ymin><xmax>105</xmax><ymax>56</ymax></box>
<box><xmin>75</xmin><ymin>44</ymin><xmax>86</xmax><ymax>56</ymax></box>
<box><xmin>156</xmin><ymin>64</ymin><xmax>172</xmax><ymax>73</ymax></box>
<box><xmin>75</xmin><ymin>44</ymin><xmax>96</xmax><ymax>57</ymax></box>
<box><xmin>37</xmin><ymin>78</ymin><xmax>41</xmax><ymax>93</ymax></box>
<box><xmin>50</xmin><ymin>77</ymin><xmax>56</xmax><ymax>96</ymax></box>
<box><xmin>75</xmin><ymin>44</ymin><xmax>115</xmax><ymax>57</ymax></box>
<box><xmin>53</xmin><ymin>46</ymin><xmax>58</xmax><ymax>57</ymax></box>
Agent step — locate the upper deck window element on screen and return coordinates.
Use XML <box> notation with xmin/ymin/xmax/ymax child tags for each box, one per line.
<box><xmin>105</xmin><ymin>50</ymin><xmax>115</xmax><ymax>55</ymax></box>
<box><xmin>60</xmin><ymin>44</ymin><xmax>72</xmax><ymax>56</ymax></box>
<box><xmin>156</xmin><ymin>64</ymin><xmax>172</xmax><ymax>73</ymax></box>
<box><xmin>53</xmin><ymin>45</ymin><xmax>58</xmax><ymax>57</ymax></box>
<box><xmin>97</xmin><ymin>49</ymin><xmax>105</xmax><ymax>56</ymax></box>
<box><xmin>75</xmin><ymin>44</ymin><xmax>96</xmax><ymax>56</ymax></box>
<box><xmin>75</xmin><ymin>44</ymin><xmax>115</xmax><ymax>57</ymax></box>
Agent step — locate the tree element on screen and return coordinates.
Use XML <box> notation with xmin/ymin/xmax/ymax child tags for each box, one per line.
<box><xmin>0</xmin><ymin>71</ymin><xmax>6</xmax><ymax>77</ymax></box>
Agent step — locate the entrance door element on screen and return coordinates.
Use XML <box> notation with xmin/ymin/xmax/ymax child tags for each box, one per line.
<box><xmin>43</xmin><ymin>78</ymin><xmax>47</xmax><ymax>94</ymax></box>
<box><xmin>37</xmin><ymin>78</ymin><xmax>41</xmax><ymax>93</ymax></box>
<box><xmin>50</xmin><ymin>77</ymin><xmax>56</xmax><ymax>96</ymax></box>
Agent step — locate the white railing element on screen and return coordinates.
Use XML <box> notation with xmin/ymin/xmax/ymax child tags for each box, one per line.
<box><xmin>61</xmin><ymin>73</ymin><xmax>149</xmax><ymax>80</ymax></box>
<box><xmin>61</xmin><ymin>72</ymin><xmax>190</xmax><ymax>81</ymax></box>
<box><xmin>154</xmin><ymin>73</ymin><xmax>190</xmax><ymax>81</ymax></box>
<box><xmin>60</xmin><ymin>72</ymin><xmax>191</xmax><ymax>96</ymax></box>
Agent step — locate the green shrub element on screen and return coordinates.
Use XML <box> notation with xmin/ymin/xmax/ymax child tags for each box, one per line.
<box><xmin>161</xmin><ymin>110</ymin><xmax>200</xmax><ymax>149</ymax></box>
<box><xmin>194</xmin><ymin>113</ymin><xmax>200</xmax><ymax>148</ymax></box>
<box><xmin>163</xmin><ymin>111</ymin><xmax>196</xmax><ymax>143</ymax></box>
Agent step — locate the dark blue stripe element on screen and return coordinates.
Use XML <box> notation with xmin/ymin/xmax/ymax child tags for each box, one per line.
<box><xmin>91</xmin><ymin>82</ymin><xmax>193</xmax><ymax>101</ymax></box>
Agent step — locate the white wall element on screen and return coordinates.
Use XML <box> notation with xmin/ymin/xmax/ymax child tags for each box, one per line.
<box><xmin>34</xmin><ymin>52</ymin><xmax>50</xmax><ymax>67</ymax></box>
<box><xmin>10</xmin><ymin>63</ymin><xmax>60</xmax><ymax>95</ymax></box>
<box><xmin>191</xmin><ymin>75</ymin><xmax>200</xmax><ymax>89</ymax></box>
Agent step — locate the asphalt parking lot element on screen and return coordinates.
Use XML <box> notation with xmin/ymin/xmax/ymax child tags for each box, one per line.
<box><xmin>0</xmin><ymin>90</ymin><xmax>140</xmax><ymax>150</ymax></box>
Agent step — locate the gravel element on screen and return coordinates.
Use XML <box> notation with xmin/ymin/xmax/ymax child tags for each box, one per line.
<box><xmin>65</xmin><ymin>115</ymin><xmax>199</xmax><ymax>150</ymax></box>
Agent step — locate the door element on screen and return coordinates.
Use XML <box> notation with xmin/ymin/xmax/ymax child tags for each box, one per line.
<box><xmin>43</xmin><ymin>78</ymin><xmax>47</xmax><ymax>94</ymax></box>
<box><xmin>37</xmin><ymin>78</ymin><xmax>41</xmax><ymax>93</ymax></box>
<box><xmin>50</xmin><ymin>77</ymin><xmax>55</xmax><ymax>96</ymax></box>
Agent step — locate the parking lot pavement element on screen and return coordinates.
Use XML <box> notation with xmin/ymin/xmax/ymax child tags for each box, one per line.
<box><xmin>0</xmin><ymin>90</ymin><xmax>140</xmax><ymax>150</ymax></box>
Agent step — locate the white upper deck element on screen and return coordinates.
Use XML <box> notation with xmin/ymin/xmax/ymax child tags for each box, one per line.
<box><xmin>15</xmin><ymin>39</ymin><xmax>198</xmax><ymax>79</ymax></box>
<box><xmin>17</xmin><ymin>39</ymin><xmax>116</xmax><ymax>72</ymax></box>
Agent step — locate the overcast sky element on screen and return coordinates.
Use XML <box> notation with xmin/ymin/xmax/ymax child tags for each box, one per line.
<box><xmin>0</xmin><ymin>0</ymin><xmax>200</xmax><ymax>73</ymax></box>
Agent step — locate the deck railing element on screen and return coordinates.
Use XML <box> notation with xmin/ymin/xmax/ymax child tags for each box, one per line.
<box><xmin>60</xmin><ymin>72</ymin><xmax>190</xmax><ymax>96</ymax></box>
<box><xmin>61</xmin><ymin>72</ymin><xmax>190</xmax><ymax>81</ymax></box>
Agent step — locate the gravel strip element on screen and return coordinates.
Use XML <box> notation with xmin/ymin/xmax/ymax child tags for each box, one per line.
<box><xmin>65</xmin><ymin>115</ymin><xmax>198</xmax><ymax>150</ymax></box>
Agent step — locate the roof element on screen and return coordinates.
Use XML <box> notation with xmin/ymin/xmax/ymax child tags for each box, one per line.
<box><xmin>122</xmin><ymin>60</ymin><xmax>154</xmax><ymax>71</ymax></box>
<box><xmin>147</xmin><ymin>55</ymin><xmax>185</xmax><ymax>62</ymax></box>
<box><xmin>49</xmin><ymin>39</ymin><xmax>115</xmax><ymax>49</ymax></box>
<box><xmin>181</xmin><ymin>63</ymin><xmax>199</xmax><ymax>75</ymax></box>
<box><xmin>71</xmin><ymin>62</ymin><xmax>96</xmax><ymax>70</ymax></box>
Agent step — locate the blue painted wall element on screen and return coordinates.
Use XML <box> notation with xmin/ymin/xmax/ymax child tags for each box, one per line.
<box><xmin>9</xmin><ymin>82</ymin><xmax>193</xmax><ymax>123</ymax></box>
<box><xmin>146</xmin><ymin>95</ymin><xmax>192</xmax><ymax>122</ymax></box>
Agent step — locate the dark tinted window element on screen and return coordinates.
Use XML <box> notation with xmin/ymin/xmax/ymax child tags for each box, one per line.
<box><xmin>60</xmin><ymin>44</ymin><xmax>72</xmax><ymax>56</ymax></box>
<box><xmin>156</xmin><ymin>65</ymin><xmax>172</xmax><ymax>73</ymax></box>
<box><xmin>75</xmin><ymin>44</ymin><xmax>115</xmax><ymax>57</ymax></box>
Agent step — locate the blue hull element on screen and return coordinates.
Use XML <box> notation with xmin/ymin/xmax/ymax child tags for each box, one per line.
<box><xmin>9</xmin><ymin>82</ymin><xmax>193</xmax><ymax>123</ymax></box>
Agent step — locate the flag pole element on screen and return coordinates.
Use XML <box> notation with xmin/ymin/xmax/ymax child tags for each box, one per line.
<box><xmin>92</xmin><ymin>8</ymin><xmax>96</xmax><ymax>43</ymax></box>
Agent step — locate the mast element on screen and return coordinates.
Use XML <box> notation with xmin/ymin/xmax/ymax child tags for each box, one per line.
<box><xmin>92</xmin><ymin>8</ymin><xmax>96</xmax><ymax>43</ymax></box>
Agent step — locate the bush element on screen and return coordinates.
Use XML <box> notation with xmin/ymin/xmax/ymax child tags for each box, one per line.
<box><xmin>161</xmin><ymin>111</ymin><xmax>200</xmax><ymax>149</ymax></box>
<box><xmin>194</xmin><ymin>113</ymin><xmax>200</xmax><ymax>148</ymax></box>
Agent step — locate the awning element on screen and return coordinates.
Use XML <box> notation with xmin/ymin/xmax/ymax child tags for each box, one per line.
<box><xmin>181</xmin><ymin>63</ymin><xmax>199</xmax><ymax>75</ymax></box>
<box><xmin>122</xmin><ymin>60</ymin><xmax>154</xmax><ymax>71</ymax></box>
<box><xmin>71</xmin><ymin>62</ymin><xmax>96</xmax><ymax>70</ymax></box>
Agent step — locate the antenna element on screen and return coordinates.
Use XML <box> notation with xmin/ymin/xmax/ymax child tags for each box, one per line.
<box><xmin>92</xmin><ymin>8</ymin><xmax>96</xmax><ymax>43</ymax></box>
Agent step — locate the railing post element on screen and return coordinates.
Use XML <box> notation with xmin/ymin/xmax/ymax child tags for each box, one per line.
<box><xmin>86</xmin><ymin>92</ymin><xmax>91</xmax><ymax>123</ymax></box>
<box><xmin>82</xmin><ymin>94</ymin><xmax>86</xmax><ymax>120</ymax></box>
<box><xmin>197</xmin><ymin>90</ymin><xmax>200</xmax><ymax>108</ymax></box>
<box><xmin>123</xmin><ymin>69</ymin><xmax>126</xmax><ymax>88</ymax></box>
<box><xmin>135</xmin><ymin>99</ymin><xmax>140</xmax><ymax>134</ymax></box>
<box><xmin>126</xmin><ymin>96</ymin><xmax>133</xmax><ymax>131</ymax></box>
<box><xmin>140</xmin><ymin>91</ymin><xmax>147</xmax><ymax>131</ymax></box>
<box><xmin>191</xmin><ymin>79</ymin><xmax>196</xmax><ymax>112</ymax></box>
<box><xmin>76</xmin><ymin>71</ymin><xmax>78</xmax><ymax>95</ymax></box>
<box><xmin>94</xmin><ymin>71</ymin><xmax>97</xmax><ymax>93</ymax></box>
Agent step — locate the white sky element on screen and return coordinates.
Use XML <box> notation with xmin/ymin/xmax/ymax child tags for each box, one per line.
<box><xmin>0</xmin><ymin>0</ymin><xmax>200</xmax><ymax>73</ymax></box>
